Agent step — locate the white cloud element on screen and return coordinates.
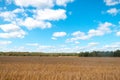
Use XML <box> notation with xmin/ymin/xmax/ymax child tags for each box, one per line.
<box><xmin>0</xmin><ymin>24</ymin><xmax>26</xmax><ymax>38</ymax></box>
<box><xmin>0</xmin><ymin>41</ymin><xmax>12</xmax><ymax>45</ymax></box>
<box><xmin>0</xmin><ymin>0</ymin><xmax>72</xmax><ymax>31</ymax></box>
<box><xmin>56</xmin><ymin>0</ymin><xmax>74</xmax><ymax>6</ymax></box>
<box><xmin>107</xmin><ymin>8</ymin><xmax>119</xmax><ymax>15</ymax></box>
<box><xmin>0</xmin><ymin>30</ymin><xmax>26</xmax><ymax>38</ymax></box>
<box><xmin>52</xmin><ymin>32</ymin><xmax>67</xmax><ymax>37</ymax></box>
<box><xmin>71</xmin><ymin>31</ymin><xmax>89</xmax><ymax>40</ymax></box>
<box><xmin>0</xmin><ymin>8</ymin><xmax>26</xmax><ymax>22</ymax></box>
<box><xmin>66</xmin><ymin>31</ymin><xmax>88</xmax><ymax>42</ymax></box>
<box><xmin>72</xmin><ymin>31</ymin><xmax>85</xmax><ymax>37</ymax></box>
<box><xmin>21</xmin><ymin>17</ymin><xmax>52</xmax><ymax>30</ymax></box>
<box><xmin>14</xmin><ymin>0</ymin><xmax>54</xmax><ymax>8</ymax></box>
<box><xmin>0</xmin><ymin>0</ymin><xmax>73</xmax><ymax>40</ymax></box>
<box><xmin>0</xmin><ymin>11</ymin><xmax>16</xmax><ymax>22</ymax></box>
<box><xmin>116</xmin><ymin>31</ymin><xmax>120</xmax><ymax>36</ymax></box>
<box><xmin>16</xmin><ymin>9</ymin><xmax>66</xmax><ymax>30</ymax></box>
<box><xmin>34</xmin><ymin>9</ymin><xmax>66</xmax><ymax>21</ymax></box>
<box><xmin>88</xmin><ymin>22</ymin><xmax>113</xmax><ymax>37</ymax></box>
<box><xmin>67</xmin><ymin>22</ymin><xmax>113</xmax><ymax>42</ymax></box>
<box><xmin>14</xmin><ymin>0</ymin><xmax>73</xmax><ymax>8</ymax></box>
<box><xmin>0</xmin><ymin>24</ymin><xmax>20</xmax><ymax>32</ymax></box>
<box><xmin>104</xmin><ymin>0</ymin><xmax>120</xmax><ymax>6</ymax></box>
<box><xmin>88</xmin><ymin>29</ymin><xmax>103</xmax><ymax>37</ymax></box>
<box><xmin>52</xmin><ymin>32</ymin><xmax>67</xmax><ymax>40</ymax></box>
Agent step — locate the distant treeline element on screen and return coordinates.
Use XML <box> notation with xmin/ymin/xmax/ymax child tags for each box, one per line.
<box><xmin>78</xmin><ymin>50</ymin><xmax>120</xmax><ymax>57</ymax></box>
<box><xmin>0</xmin><ymin>50</ymin><xmax>120</xmax><ymax>57</ymax></box>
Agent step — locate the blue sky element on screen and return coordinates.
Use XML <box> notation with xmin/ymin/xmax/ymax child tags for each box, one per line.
<box><xmin>0</xmin><ymin>0</ymin><xmax>120</xmax><ymax>52</ymax></box>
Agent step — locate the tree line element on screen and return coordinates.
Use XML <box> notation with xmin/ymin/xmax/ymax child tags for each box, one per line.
<box><xmin>78</xmin><ymin>50</ymin><xmax>120</xmax><ymax>57</ymax></box>
<box><xmin>0</xmin><ymin>50</ymin><xmax>120</xmax><ymax>57</ymax></box>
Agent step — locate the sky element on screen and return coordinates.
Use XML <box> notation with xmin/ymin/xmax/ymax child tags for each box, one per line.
<box><xmin>0</xmin><ymin>0</ymin><xmax>120</xmax><ymax>53</ymax></box>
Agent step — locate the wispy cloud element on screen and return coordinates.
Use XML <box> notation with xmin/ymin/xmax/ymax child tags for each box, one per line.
<box><xmin>104</xmin><ymin>0</ymin><xmax>120</xmax><ymax>6</ymax></box>
<box><xmin>107</xmin><ymin>8</ymin><xmax>120</xmax><ymax>16</ymax></box>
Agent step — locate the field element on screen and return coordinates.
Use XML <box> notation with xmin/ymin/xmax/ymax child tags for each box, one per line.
<box><xmin>0</xmin><ymin>56</ymin><xmax>120</xmax><ymax>80</ymax></box>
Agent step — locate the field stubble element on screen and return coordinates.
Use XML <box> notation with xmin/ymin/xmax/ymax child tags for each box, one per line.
<box><xmin>0</xmin><ymin>56</ymin><xmax>120</xmax><ymax>80</ymax></box>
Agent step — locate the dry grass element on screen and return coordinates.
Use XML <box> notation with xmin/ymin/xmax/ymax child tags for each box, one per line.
<box><xmin>0</xmin><ymin>56</ymin><xmax>120</xmax><ymax>80</ymax></box>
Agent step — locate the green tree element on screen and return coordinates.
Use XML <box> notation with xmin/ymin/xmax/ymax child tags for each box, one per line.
<box><xmin>114</xmin><ymin>50</ymin><xmax>120</xmax><ymax>57</ymax></box>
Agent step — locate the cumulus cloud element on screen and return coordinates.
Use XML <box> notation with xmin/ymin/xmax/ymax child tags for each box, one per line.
<box><xmin>0</xmin><ymin>24</ymin><xmax>20</xmax><ymax>32</ymax></box>
<box><xmin>71</xmin><ymin>31</ymin><xmax>89</xmax><ymax>40</ymax></box>
<box><xmin>20</xmin><ymin>9</ymin><xmax>66</xmax><ymax>30</ymax></box>
<box><xmin>0</xmin><ymin>4</ymin><xmax>67</xmax><ymax>31</ymax></box>
<box><xmin>0</xmin><ymin>8</ymin><xmax>26</xmax><ymax>23</ymax></box>
<box><xmin>67</xmin><ymin>22</ymin><xmax>113</xmax><ymax>42</ymax></box>
<box><xmin>0</xmin><ymin>8</ymin><xmax>65</xmax><ymax>30</ymax></box>
<box><xmin>21</xmin><ymin>17</ymin><xmax>52</xmax><ymax>30</ymax></box>
<box><xmin>52</xmin><ymin>32</ymin><xmax>67</xmax><ymax>40</ymax></box>
<box><xmin>0</xmin><ymin>11</ymin><xmax>16</xmax><ymax>22</ymax></box>
<box><xmin>88</xmin><ymin>22</ymin><xmax>113</xmax><ymax>37</ymax></box>
<box><xmin>0</xmin><ymin>0</ymin><xmax>73</xmax><ymax>40</ymax></box>
<box><xmin>104</xmin><ymin>0</ymin><xmax>120</xmax><ymax>6</ymax></box>
<box><xmin>34</xmin><ymin>9</ymin><xmax>66</xmax><ymax>21</ymax></box>
<box><xmin>14</xmin><ymin>0</ymin><xmax>54</xmax><ymax>8</ymax></box>
<box><xmin>72</xmin><ymin>31</ymin><xmax>85</xmax><ymax>37</ymax></box>
<box><xmin>107</xmin><ymin>8</ymin><xmax>119</xmax><ymax>16</ymax></box>
<box><xmin>0</xmin><ymin>30</ymin><xmax>26</xmax><ymax>38</ymax></box>
<box><xmin>56</xmin><ymin>0</ymin><xmax>74</xmax><ymax>6</ymax></box>
<box><xmin>52</xmin><ymin>32</ymin><xmax>67</xmax><ymax>37</ymax></box>
<box><xmin>14</xmin><ymin>0</ymin><xmax>73</xmax><ymax>8</ymax></box>
<box><xmin>0</xmin><ymin>24</ymin><xmax>26</xmax><ymax>38</ymax></box>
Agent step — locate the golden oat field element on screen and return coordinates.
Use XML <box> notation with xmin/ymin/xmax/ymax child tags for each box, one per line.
<box><xmin>0</xmin><ymin>56</ymin><xmax>120</xmax><ymax>80</ymax></box>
